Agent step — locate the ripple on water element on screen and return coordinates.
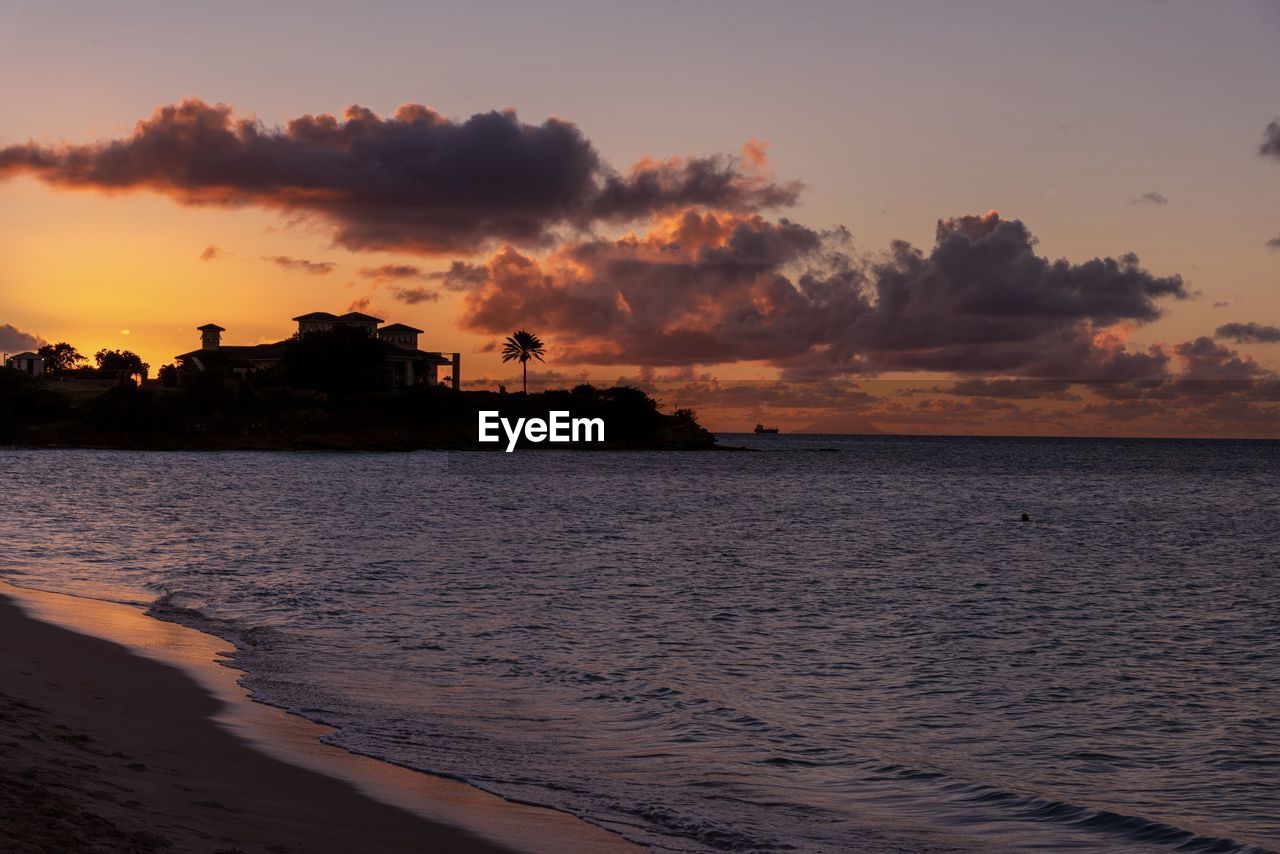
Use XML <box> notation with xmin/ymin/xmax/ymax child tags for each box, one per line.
<box><xmin>1</xmin><ymin>440</ymin><xmax>1278</xmax><ymax>852</ymax></box>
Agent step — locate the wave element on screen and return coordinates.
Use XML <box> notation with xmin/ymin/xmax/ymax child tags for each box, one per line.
<box><xmin>866</xmin><ymin>763</ymin><xmax>1273</xmax><ymax>853</ymax></box>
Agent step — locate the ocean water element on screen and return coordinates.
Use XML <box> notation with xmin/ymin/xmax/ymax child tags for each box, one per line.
<box><xmin>1</xmin><ymin>437</ymin><xmax>1278</xmax><ymax>853</ymax></box>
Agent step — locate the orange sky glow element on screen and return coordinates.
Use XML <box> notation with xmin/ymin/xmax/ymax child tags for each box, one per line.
<box><xmin>2</xmin><ymin>2</ymin><xmax>1278</xmax><ymax>437</ymax></box>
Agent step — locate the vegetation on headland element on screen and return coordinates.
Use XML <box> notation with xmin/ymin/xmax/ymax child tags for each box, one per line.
<box><xmin>0</xmin><ymin>368</ymin><xmax>716</xmax><ymax>451</ymax></box>
<box><xmin>33</xmin><ymin>341</ymin><xmax>151</xmax><ymax>383</ymax></box>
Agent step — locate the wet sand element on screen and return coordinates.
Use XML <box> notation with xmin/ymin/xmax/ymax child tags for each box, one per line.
<box><xmin>0</xmin><ymin>582</ymin><xmax>641</xmax><ymax>853</ymax></box>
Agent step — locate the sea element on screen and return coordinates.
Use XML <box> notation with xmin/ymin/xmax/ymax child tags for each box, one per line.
<box><xmin>1</xmin><ymin>436</ymin><xmax>1277</xmax><ymax>853</ymax></box>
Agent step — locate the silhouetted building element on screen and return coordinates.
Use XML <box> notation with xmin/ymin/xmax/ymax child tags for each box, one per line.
<box><xmin>5</xmin><ymin>352</ymin><xmax>44</xmax><ymax>377</ymax></box>
<box><xmin>176</xmin><ymin>311</ymin><xmax>460</xmax><ymax>388</ymax></box>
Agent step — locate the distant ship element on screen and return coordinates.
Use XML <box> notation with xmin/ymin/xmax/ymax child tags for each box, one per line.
<box><xmin>753</xmin><ymin>423</ymin><xmax>780</xmax><ymax>434</ymax></box>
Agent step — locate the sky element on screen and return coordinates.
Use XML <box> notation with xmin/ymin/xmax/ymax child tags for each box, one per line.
<box><xmin>1</xmin><ymin>0</ymin><xmax>1278</xmax><ymax>435</ymax></box>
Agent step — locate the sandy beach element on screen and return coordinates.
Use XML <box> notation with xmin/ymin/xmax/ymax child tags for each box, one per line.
<box><xmin>0</xmin><ymin>583</ymin><xmax>640</xmax><ymax>853</ymax></box>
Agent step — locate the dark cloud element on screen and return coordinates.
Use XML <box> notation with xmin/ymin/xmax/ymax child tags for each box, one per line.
<box><xmin>457</xmin><ymin>210</ymin><xmax>1189</xmax><ymax>383</ymax></box>
<box><xmin>593</xmin><ymin>151</ymin><xmax>801</xmax><ymax>222</ymax></box>
<box><xmin>1261</xmin><ymin>119</ymin><xmax>1280</xmax><ymax>159</ymax></box>
<box><xmin>429</xmin><ymin>260</ymin><xmax>490</xmax><ymax>291</ymax></box>
<box><xmin>1091</xmin><ymin>337</ymin><xmax>1279</xmax><ymax>403</ymax></box>
<box><xmin>199</xmin><ymin>244</ymin><xmax>224</xmax><ymax>262</ymax></box>
<box><xmin>1215</xmin><ymin>322</ymin><xmax>1280</xmax><ymax>344</ymax></box>
<box><xmin>363</xmin><ymin>261</ymin><xmax>480</xmax><ymax>303</ymax></box>
<box><xmin>265</xmin><ymin>255</ymin><xmax>335</xmax><ymax>275</ymax></box>
<box><xmin>943</xmin><ymin>378</ymin><xmax>1082</xmax><ymax>401</ymax></box>
<box><xmin>1256</xmin><ymin>121</ymin><xmax>1280</xmax><ymax>252</ymax></box>
<box><xmin>0</xmin><ymin>323</ymin><xmax>43</xmax><ymax>353</ymax></box>
<box><xmin>831</xmin><ymin>212</ymin><xmax>1187</xmax><ymax>378</ymax></box>
<box><xmin>655</xmin><ymin>377</ymin><xmax>876</xmax><ymax>412</ymax></box>
<box><xmin>1174</xmin><ymin>336</ymin><xmax>1268</xmax><ymax>382</ymax></box>
<box><xmin>1129</xmin><ymin>190</ymin><xmax>1168</xmax><ymax>207</ymax></box>
<box><xmin>1263</xmin><ymin>121</ymin><xmax>1280</xmax><ymax>252</ymax></box>
<box><xmin>391</xmin><ymin>286</ymin><xmax>439</xmax><ymax>304</ymax></box>
<box><xmin>1079</xmin><ymin>394</ymin><xmax>1280</xmax><ymax>436</ymax></box>
<box><xmin>358</xmin><ymin>264</ymin><xmax>426</xmax><ymax>281</ymax></box>
<box><xmin>0</xmin><ymin>99</ymin><xmax>797</xmax><ymax>256</ymax></box>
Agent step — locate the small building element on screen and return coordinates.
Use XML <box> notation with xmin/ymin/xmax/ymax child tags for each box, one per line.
<box><xmin>176</xmin><ymin>311</ymin><xmax>460</xmax><ymax>389</ymax></box>
<box><xmin>179</xmin><ymin>324</ymin><xmax>288</xmax><ymax>376</ymax></box>
<box><xmin>293</xmin><ymin>312</ymin><xmax>337</xmax><ymax>336</ymax></box>
<box><xmin>4</xmin><ymin>351</ymin><xmax>44</xmax><ymax>377</ymax></box>
<box><xmin>198</xmin><ymin>323</ymin><xmax>225</xmax><ymax>350</ymax></box>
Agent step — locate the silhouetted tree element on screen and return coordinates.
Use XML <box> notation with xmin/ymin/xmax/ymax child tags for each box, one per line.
<box><xmin>601</xmin><ymin>385</ymin><xmax>661</xmax><ymax>439</ymax></box>
<box><xmin>37</xmin><ymin>342</ymin><xmax>85</xmax><ymax>375</ymax></box>
<box><xmin>94</xmin><ymin>349</ymin><xmax>149</xmax><ymax>381</ymax></box>
<box><xmin>157</xmin><ymin>363</ymin><xmax>180</xmax><ymax>387</ymax></box>
<box><xmin>501</xmin><ymin>329</ymin><xmax>545</xmax><ymax>394</ymax></box>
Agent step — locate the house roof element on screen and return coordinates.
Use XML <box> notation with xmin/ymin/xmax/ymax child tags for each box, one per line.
<box><xmin>9</xmin><ymin>351</ymin><xmax>39</xmax><ymax>360</ymax></box>
<box><xmin>376</xmin><ymin>341</ymin><xmax>452</xmax><ymax>363</ymax></box>
<box><xmin>337</xmin><ymin>311</ymin><xmax>384</xmax><ymax>323</ymax></box>
<box><xmin>197</xmin><ymin>323</ymin><xmax>226</xmax><ymax>331</ymax></box>
<box><xmin>379</xmin><ymin>323</ymin><xmax>424</xmax><ymax>334</ymax></box>
<box><xmin>176</xmin><ymin>334</ymin><xmax>452</xmax><ymax>366</ymax></box>
<box><xmin>175</xmin><ymin>341</ymin><xmax>289</xmax><ymax>363</ymax></box>
<box><xmin>292</xmin><ymin>311</ymin><xmax>338</xmax><ymax>321</ymax></box>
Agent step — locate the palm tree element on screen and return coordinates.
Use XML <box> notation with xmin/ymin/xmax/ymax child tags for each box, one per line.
<box><xmin>501</xmin><ymin>329</ymin><xmax>546</xmax><ymax>394</ymax></box>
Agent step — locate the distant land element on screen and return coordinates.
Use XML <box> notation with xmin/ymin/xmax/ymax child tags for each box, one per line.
<box><xmin>0</xmin><ymin>371</ymin><xmax>716</xmax><ymax>452</ymax></box>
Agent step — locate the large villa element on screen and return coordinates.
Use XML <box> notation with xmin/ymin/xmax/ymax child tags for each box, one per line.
<box><xmin>176</xmin><ymin>311</ymin><xmax>460</xmax><ymax>389</ymax></box>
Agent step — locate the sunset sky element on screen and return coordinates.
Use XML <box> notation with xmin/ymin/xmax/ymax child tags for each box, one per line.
<box><xmin>2</xmin><ymin>0</ymin><xmax>1279</xmax><ymax>435</ymax></box>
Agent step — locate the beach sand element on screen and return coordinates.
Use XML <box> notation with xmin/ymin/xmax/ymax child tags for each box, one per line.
<box><xmin>0</xmin><ymin>583</ymin><xmax>641</xmax><ymax>853</ymax></box>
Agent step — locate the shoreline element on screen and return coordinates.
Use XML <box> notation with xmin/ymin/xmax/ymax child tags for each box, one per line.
<box><xmin>5</xmin><ymin>433</ymin><xmax>1279</xmax><ymax>453</ymax></box>
<box><xmin>0</xmin><ymin>442</ymin><xmax>733</xmax><ymax>452</ymax></box>
<box><xmin>0</xmin><ymin>580</ymin><xmax>641</xmax><ymax>853</ymax></box>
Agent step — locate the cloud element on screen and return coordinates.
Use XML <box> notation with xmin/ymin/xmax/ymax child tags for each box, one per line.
<box><xmin>0</xmin><ymin>322</ymin><xmax>43</xmax><ymax>353</ymax></box>
<box><xmin>358</xmin><ymin>262</ymin><xmax>480</xmax><ymax>302</ymax></box>
<box><xmin>460</xmin><ymin>210</ymin><xmax>862</xmax><ymax>366</ymax></box>
<box><xmin>941</xmin><ymin>378</ymin><xmax>1082</xmax><ymax>401</ymax></box>
<box><xmin>390</xmin><ymin>286</ymin><xmax>439</xmax><ymax>304</ymax></box>
<box><xmin>1173</xmin><ymin>336</ymin><xmax>1268</xmax><ymax>382</ymax></box>
<box><xmin>1212</xmin><ymin>301</ymin><xmax>1230</xmax><ymax>308</ymax></box>
<box><xmin>613</xmin><ymin>369</ymin><xmax>1278</xmax><ymax>438</ymax></box>
<box><xmin>346</xmin><ymin>296</ymin><xmax>377</xmax><ymax>313</ymax></box>
<box><xmin>199</xmin><ymin>244</ymin><xmax>225</xmax><ymax>261</ymax></box>
<box><xmin>457</xmin><ymin>210</ymin><xmax>1188</xmax><ymax>385</ymax></box>
<box><xmin>1215</xmin><ymin>321</ymin><xmax>1280</xmax><ymax>344</ymax></box>
<box><xmin>0</xmin><ymin>99</ymin><xmax>797</xmax><ymax>256</ymax></box>
<box><xmin>825</xmin><ymin>212</ymin><xmax>1187</xmax><ymax>379</ymax></box>
<box><xmin>1091</xmin><ymin>337</ymin><xmax>1279</xmax><ymax>403</ymax></box>
<box><xmin>1263</xmin><ymin>121</ymin><xmax>1280</xmax><ymax>250</ymax></box>
<box><xmin>265</xmin><ymin>255</ymin><xmax>335</xmax><ymax>275</ymax></box>
<box><xmin>1078</xmin><ymin>394</ymin><xmax>1280</xmax><ymax>437</ymax></box>
<box><xmin>358</xmin><ymin>264</ymin><xmax>427</xmax><ymax>282</ymax></box>
<box><xmin>1129</xmin><ymin>190</ymin><xmax>1169</xmax><ymax>207</ymax></box>
<box><xmin>428</xmin><ymin>260</ymin><xmax>489</xmax><ymax>291</ymax></box>
<box><xmin>1261</xmin><ymin>119</ymin><xmax>1280</xmax><ymax>160</ymax></box>
<box><xmin>592</xmin><ymin>152</ymin><xmax>800</xmax><ymax>222</ymax></box>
